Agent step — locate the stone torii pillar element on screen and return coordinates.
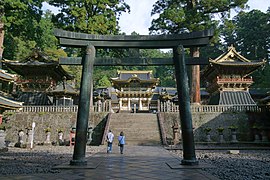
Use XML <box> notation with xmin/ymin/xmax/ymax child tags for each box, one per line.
<box><xmin>173</xmin><ymin>45</ymin><xmax>198</xmax><ymax>165</ymax></box>
<box><xmin>70</xmin><ymin>44</ymin><xmax>95</xmax><ymax>166</ymax></box>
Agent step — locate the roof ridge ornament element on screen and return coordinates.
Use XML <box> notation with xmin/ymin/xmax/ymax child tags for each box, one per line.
<box><xmin>228</xmin><ymin>44</ymin><xmax>235</xmax><ymax>51</ymax></box>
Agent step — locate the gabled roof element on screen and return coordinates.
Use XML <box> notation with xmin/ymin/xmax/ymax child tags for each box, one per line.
<box><xmin>209</xmin><ymin>45</ymin><xmax>265</xmax><ymax>67</ymax></box>
<box><xmin>47</xmin><ymin>81</ymin><xmax>78</xmax><ymax>96</ymax></box>
<box><xmin>202</xmin><ymin>45</ymin><xmax>266</xmax><ymax>79</ymax></box>
<box><xmin>111</xmin><ymin>70</ymin><xmax>159</xmax><ymax>84</ymax></box>
<box><xmin>0</xmin><ymin>69</ymin><xmax>16</xmax><ymax>82</ymax></box>
<box><xmin>2</xmin><ymin>50</ymin><xmax>73</xmax><ymax>80</ymax></box>
<box><xmin>210</xmin><ymin>45</ymin><xmax>250</xmax><ymax>63</ymax></box>
<box><xmin>112</xmin><ymin>70</ymin><xmax>154</xmax><ymax>80</ymax></box>
<box><xmin>208</xmin><ymin>91</ymin><xmax>256</xmax><ymax>105</ymax></box>
<box><xmin>0</xmin><ymin>95</ymin><xmax>23</xmax><ymax>110</ymax></box>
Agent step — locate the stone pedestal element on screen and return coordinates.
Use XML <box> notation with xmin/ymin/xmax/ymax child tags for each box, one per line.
<box><xmin>218</xmin><ymin>134</ymin><xmax>225</xmax><ymax>143</ymax></box>
<box><xmin>58</xmin><ymin>132</ymin><xmax>64</xmax><ymax>145</ymax></box>
<box><xmin>26</xmin><ymin>129</ymin><xmax>33</xmax><ymax>148</ymax></box>
<box><xmin>172</xmin><ymin>123</ymin><xmax>180</xmax><ymax>145</ymax></box>
<box><xmin>70</xmin><ymin>131</ymin><xmax>76</xmax><ymax>146</ymax></box>
<box><xmin>253</xmin><ymin>128</ymin><xmax>261</xmax><ymax>142</ymax></box>
<box><xmin>87</xmin><ymin>127</ymin><xmax>93</xmax><ymax>145</ymax></box>
<box><xmin>206</xmin><ymin>134</ymin><xmax>211</xmax><ymax>142</ymax></box>
<box><xmin>0</xmin><ymin>130</ymin><xmax>8</xmax><ymax>152</ymax></box>
<box><xmin>44</xmin><ymin>132</ymin><xmax>51</xmax><ymax>145</ymax></box>
<box><xmin>261</xmin><ymin>130</ymin><xmax>269</xmax><ymax>142</ymax></box>
<box><xmin>230</xmin><ymin>130</ymin><xmax>238</xmax><ymax>143</ymax></box>
<box><xmin>15</xmin><ymin>130</ymin><xmax>25</xmax><ymax>148</ymax></box>
<box><xmin>254</xmin><ymin>134</ymin><xmax>261</xmax><ymax>142</ymax></box>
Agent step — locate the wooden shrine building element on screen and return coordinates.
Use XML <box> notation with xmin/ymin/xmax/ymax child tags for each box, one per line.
<box><xmin>111</xmin><ymin>70</ymin><xmax>159</xmax><ymax>112</ymax></box>
<box><xmin>46</xmin><ymin>76</ymin><xmax>79</xmax><ymax>106</ymax></box>
<box><xmin>0</xmin><ymin>69</ymin><xmax>23</xmax><ymax>113</ymax></box>
<box><xmin>0</xmin><ymin>68</ymin><xmax>23</xmax><ymax>125</ymax></box>
<box><xmin>202</xmin><ymin>45</ymin><xmax>265</xmax><ymax>105</ymax></box>
<box><xmin>2</xmin><ymin>50</ymin><xmax>74</xmax><ymax>105</ymax></box>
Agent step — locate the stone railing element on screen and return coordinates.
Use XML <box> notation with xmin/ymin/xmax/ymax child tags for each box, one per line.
<box><xmin>159</xmin><ymin>101</ymin><xmax>264</xmax><ymax>113</ymax></box>
<box><xmin>7</xmin><ymin>102</ymin><xmax>267</xmax><ymax>113</ymax></box>
<box><xmin>19</xmin><ymin>105</ymin><xmax>79</xmax><ymax>112</ymax></box>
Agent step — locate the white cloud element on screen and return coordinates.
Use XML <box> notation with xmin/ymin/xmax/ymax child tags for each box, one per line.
<box><xmin>119</xmin><ymin>0</ymin><xmax>157</xmax><ymax>35</ymax></box>
<box><xmin>247</xmin><ymin>0</ymin><xmax>269</xmax><ymax>12</ymax></box>
<box><xmin>41</xmin><ymin>2</ymin><xmax>60</xmax><ymax>14</ymax></box>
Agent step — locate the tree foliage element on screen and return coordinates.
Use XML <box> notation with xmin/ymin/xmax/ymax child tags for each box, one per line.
<box><xmin>1</xmin><ymin>0</ymin><xmax>44</xmax><ymax>60</ymax></box>
<box><xmin>229</xmin><ymin>10</ymin><xmax>270</xmax><ymax>88</ymax></box>
<box><xmin>48</xmin><ymin>0</ymin><xmax>130</xmax><ymax>34</ymax></box>
<box><xmin>150</xmin><ymin>0</ymin><xmax>248</xmax><ymax>34</ymax></box>
<box><xmin>1</xmin><ymin>1</ymin><xmax>62</xmax><ymax>61</ymax></box>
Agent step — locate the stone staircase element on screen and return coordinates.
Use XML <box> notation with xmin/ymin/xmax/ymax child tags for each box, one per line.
<box><xmin>108</xmin><ymin>113</ymin><xmax>161</xmax><ymax>145</ymax></box>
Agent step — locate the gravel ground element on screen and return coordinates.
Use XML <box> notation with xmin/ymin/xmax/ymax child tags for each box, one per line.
<box><xmin>0</xmin><ymin>145</ymin><xmax>104</xmax><ymax>175</ymax></box>
<box><xmin>173</xmin><ymin>149</ymin><xmax>270</xmax><ymax>180</ymax></box>
<box><xmin>1</xmin><ymin>146</ymin><xmax>270</xmax><ymax>180</ymax></box>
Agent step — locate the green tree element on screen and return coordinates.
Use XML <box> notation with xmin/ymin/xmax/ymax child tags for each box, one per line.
<box><xmin>97</xmin><ymin>75</ymin><xmax>111</xmax><ymax>87</ymax></box>
<box><xmin>48</xmin><ymin>0</ymin><xmax>130</xmax><ymax>34</ymax></box>
<box><xmin>0</xmin><ymin>1</ymin><xmax>64</xmax><ymax>61</ymax></box>
<box><xmin>231</xmin><ymin>10</ymin><xmax>270</xmax><ymax>88</ymax></box>
<box><xmin>234</xmin><ymin>10</ymin><xmax>269</xmax><ymax>60</ymax></box>
<box><xmin>1</xmin><ymin>0</ymin><xmax>45</xmax><ymax>60</ymax></box>
<box><xmin>47</xmin><ymin>0</ymin><xmax>130</xmax><ymax>87</ymax></box>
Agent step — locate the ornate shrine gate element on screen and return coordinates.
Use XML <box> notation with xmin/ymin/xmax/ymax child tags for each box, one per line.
<box><xmin>54</xmin><ymin>29</ymin><xmax>214</xmax><ymax>166</ymax></box>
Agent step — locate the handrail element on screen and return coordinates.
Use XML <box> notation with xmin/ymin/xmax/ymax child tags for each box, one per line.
<box><xmin>157</xmin><ymin>112</ymin><xmax>167</xmax><ymax>146</ymax></box>
<box><xmin>101</xmin><ymin>113</ymin><xmax>112</xmax><ymax>145</ymax></box>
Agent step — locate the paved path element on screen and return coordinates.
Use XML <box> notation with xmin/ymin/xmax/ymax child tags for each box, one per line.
<box><xmin>2</xmin><ymin>146</ymin><xmax>218</xmax><ymax>180</ymax></box>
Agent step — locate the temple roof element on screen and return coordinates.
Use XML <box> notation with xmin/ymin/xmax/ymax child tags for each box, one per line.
<box><xmin>209</xmin><ymin>91</ymin><xmax>256</xmax><ymax>105</ymax></box>
<box><xmin>16</xmin><ymin>92</ymin><xmax>52</xmax><ymax>105</ymax></box>
<box><xmin>0</xmin><ymin>95</ymin><xmax>23</xmax><ymax>110</ymax></box>
<box><xmin>47</xmin><ymin>80</ymin><xmax>78</xmax><ymax>96</ymax></box>
<box><xmin>111</xmin><ymin>70</ymin><xmax>159</xmax><ymax>85</ymax></box>
<box><xmin>2</xmin><ymin>50</ymin><xmax>73</xmax><ymax>80</ymax></box>
<box><xmin>0</xmin><ymin>69</ymin><xmax>16</xmax><ymax>82</ymax></box>
<box><xmin>202</xmin><ymin>45</ymin><xmax>266</xmax><ymax>79</ymax></box>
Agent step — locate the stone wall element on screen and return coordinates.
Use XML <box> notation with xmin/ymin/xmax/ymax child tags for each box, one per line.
<box><xmin>4</xmin><ymin>112</ymin><xmax>108</xmax><ymax>145</ymax></box>
<box><xmin>3</xmin><ymin>111</ymin><xmax>264</xmax><ymax>145</ymax></box>
<box><xmin>162</xmin><ymin>112</ymin><xmax>251</xmax><ymax>142</ymax></box>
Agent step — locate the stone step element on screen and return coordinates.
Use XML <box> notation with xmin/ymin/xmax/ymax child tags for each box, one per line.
<box><xmin>109</xmin><ymin>124</ymin><xmax>159</xmax><ymax>128</ymax></box>
<box><xmin>111</xmin><ymin>139</ymin><xmax>161</xmax><ymax>146</ymax></box>
<box><xmin>108</xmin><ymin>113</ymin><xmax>161</xmax><ymax>145</ymax></box>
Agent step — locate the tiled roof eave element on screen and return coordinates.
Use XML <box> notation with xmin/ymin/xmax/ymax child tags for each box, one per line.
<box><xmin>0</xmin><ymin>95</ymin><xmax>23</xmax><ymax>109</ymax></box>
<box><xmin>211</xmin><ymin>62</ymin><xmax>265</xmax><ymax>66</ymax></box>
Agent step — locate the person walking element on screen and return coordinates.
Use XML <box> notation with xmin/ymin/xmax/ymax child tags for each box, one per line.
<box><xmin>107</xmin><ymin>130</ymin><xmax>114</xmax><ymax>153</ymax></box>
<box><xmin>118</xmin><ymin>131</ymin><xmax>125</xmax><ymax>154</ymax></box>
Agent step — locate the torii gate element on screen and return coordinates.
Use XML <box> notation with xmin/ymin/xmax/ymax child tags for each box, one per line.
<box><xmin>54</xmin><ymin>29</ymin><xmax>214</xmax><ymax>166</ymax></box>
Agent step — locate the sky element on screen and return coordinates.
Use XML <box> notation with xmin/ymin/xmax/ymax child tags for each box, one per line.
<box><xmin>43</xmin><ymin>0</ymin><xmax>269</xmax><ymax>35</ymax></box>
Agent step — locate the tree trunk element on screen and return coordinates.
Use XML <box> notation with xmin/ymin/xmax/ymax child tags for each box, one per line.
<box><xmin>0</xmin><ymin>22</ymin><xmax>4</xmax><ymax>61</ymax></box>
<box><xmin>190</xmin><ymin>47</ymin><xmax>200</xmax><ymax>104</ymax></box>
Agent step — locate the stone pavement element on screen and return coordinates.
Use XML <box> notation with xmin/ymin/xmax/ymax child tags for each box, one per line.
<box><xmin>2</xmin><ymin>146</ymin><xmax>218</xmax><ymax>180</ymax></box>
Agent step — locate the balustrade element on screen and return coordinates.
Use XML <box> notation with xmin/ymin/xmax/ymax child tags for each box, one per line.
<box><xmin>6</xmin><ymin>101</ymin><xmax>264</xmax><ymax>113</ymax></box>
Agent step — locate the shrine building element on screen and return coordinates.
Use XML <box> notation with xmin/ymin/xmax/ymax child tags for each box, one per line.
<box><xmin>0</xmin><ymin>69</ymin><xmax>23</xmax><ymax>113</ymax></box>
<box><xmin>2</xmin><ymin>50</ymin><xmax>76</xmax><ymax>105</ymax></box>
<box><xmin>111</xmin><ymin>70</ymin><xmax>159</xmax><ymax>112</ymax></box>
<box><xmin>202</xmin><ymin>45</ymin><xmax>266</xmax><ymax>105</ymax></box>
